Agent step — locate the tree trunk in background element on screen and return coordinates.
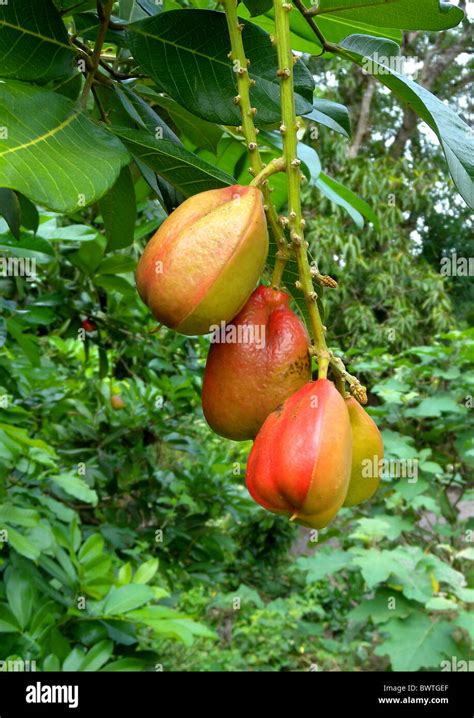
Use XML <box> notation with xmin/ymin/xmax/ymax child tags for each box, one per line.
<box><xmin>348</xmin><ymin>76</ymin><xmax>376</xmax><ymax>159</ymax></box>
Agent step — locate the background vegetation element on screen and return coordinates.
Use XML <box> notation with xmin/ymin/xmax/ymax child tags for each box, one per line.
<box><xmin>0</xmin><ymin>0</ymin><xmax>472</xmax><ymax>672</ymax></box>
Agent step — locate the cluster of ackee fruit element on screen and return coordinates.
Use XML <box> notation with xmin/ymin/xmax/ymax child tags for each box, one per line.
<box><xmin>136</xmin><ymin>185</ymin><xmax>384</xmax><ymax>530</ymax></box>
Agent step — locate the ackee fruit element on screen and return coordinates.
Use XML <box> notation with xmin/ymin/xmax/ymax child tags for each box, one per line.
<box><xmin>81</xmin><ymin>318</ymin><xmax>96</xmax><ymax>333</ymax></box>
<box><xmin>135</xmin><ymin>185</ymin><xmax>268</xmax><ymax>335</ymax></box>
<box><xmin>111</xmin><ymin>395</ymin><xmax>125</xmax><ymax>410</ymax></box>
<box><xmin>246</xmin><ymin>379</ymin><xmax>352</xmax><ymax>529</ymax></box>
<box><xmin>202</xmin><ymin>286</ymin><xmax>311</xmax><ymax>440</ymax></box>
<box><xmin>343</xmin><ymin>397</ymin><xmax>383</xmax><ymax>507</ymax></box>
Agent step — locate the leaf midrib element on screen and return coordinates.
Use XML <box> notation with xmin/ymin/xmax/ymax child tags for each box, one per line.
<box><xmin>0</xmin><ymin>112</ymin><xmax>79</xmax><ymax>158</ymax></box>
<box><xmin>314</xmin><ymin>0</ymin><xmax>400</xmax><ymax>17</ymax></box>
<box><xmin>0</xmin><ymin>19</ymin><xmax>72</xmax><ymax>50</ymax></box>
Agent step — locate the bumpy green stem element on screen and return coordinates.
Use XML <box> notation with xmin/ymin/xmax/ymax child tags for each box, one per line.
<box><xmin>272</xmin><ymin>0</ymin><xmax>330</xmax><ymax>379</ymax></box>
<box><xmin>222</xmin><ymin>0</ymin><xmax>290</xmax><ymax>288</ymax></box>
<box><xmin>250</xmin><ymin>157</ymin><xmax>286</xmax><ymax>187</ymax></box>
<box><xmin>289</xmin><ymin>0</ymin><xmax>369</xmax><ymax>402</ymax></box>
<box><xmin>329</xmin><ymin>353</ymin><xmax>367</xmax><ymax>404</ymax></box>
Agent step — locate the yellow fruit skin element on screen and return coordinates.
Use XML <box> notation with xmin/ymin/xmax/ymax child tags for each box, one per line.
<box><xmin>343</xmin><ymin>397</ymin><xmax>384</xmax><ymax>507</ymax></box>
<box><xmin>135</xmin><ymin>185</ymin><xmax>268</xmax><ymax>335</ymax></box>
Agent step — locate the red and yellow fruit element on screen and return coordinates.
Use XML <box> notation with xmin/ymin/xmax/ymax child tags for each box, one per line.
<box><xmin>246</xmin><ymin>379</ymin><xmax>352</xmax><ymax>529</ymax></box>
<box><xmin>343</xmin><ymin>397</ymin><xmax>383</xmax><ymax>507</ymax></box>
<box><xmin>135</xmin><ymin>185</ymin><xmax>268</xmax><ymax>335</ymax></box>
<box><xmin>110</xmin><ymin>395</ymin><xmax>125</xmax><ymax>410</ymax></box>
<box><xmin>202</xmin><ymin>286</ymin><xmax>311</xmax><ymax>441</ymax></box>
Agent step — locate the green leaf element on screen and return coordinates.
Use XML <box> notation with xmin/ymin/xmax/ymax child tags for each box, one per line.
<box><xmin>62</xmin><ymin>647</ymin><xmax>86</xmax><ymax>672</ymax></box>
<box><xmin>127</xmin><ymin>10</ymin><xmax>314</xmax><ymax>126</ymax></box>
<box><xmin>456</xmin><ymin>548</ymin><xmax>474</xmax><ymax>562</ymax></box>
<box><xmin>43</xmin><ymin>655</ymin><xmax>61</xmax><ymax>672</ymax></box>
<box><xmin>349</xmin><ymin>516</ymin><xmax>413</xmax><ymax>542</ymax></box>
<box><xmin>6</xmin><ymin>319</ymin><xmax>41</xmax><ymax>367</ymax></box>
<box><xmin>72</xmin><ymin>11</ymin><xmax>130</xmax><ymax>48</ymax></box>
<box><xmin>94</xmin><ymin>274</ymin><xmax>135</xmax><ymax>297</ymax></box>
<box><xmin>0</xmin><ymin>80</ymin><xmax>129</xmax><ymax>213</ymax></box>
<box><xmin>305</xmin><ymin>99</ymin><xmax>351</xmax><ymax>138</ymax></box>
<box><xmin>111</xmin><ymin>129</ymin><xmax>234</xmax><ymax>196</ymax></box>
<box><xmin>237</xmin><ymin>5</ymin><xmax>402</xmax><ymax>55</ymax></box>
<box><xmin>242</xmin><ymin>0</ymin><xmax>273</xmax><ymax>17</ymax></box>
<box><xmin>102</xmin><ymin>584</ymin><xmax>155</xmax><ymax>615</ymax></box>
<box><xmin>78</xmin><ymin>640</ymin><xmax>114</xmax><ymax>672</ymax></box>
<box><xmin>455</xmin><ymin>611</ymin><xmax>474</xmax><ymax>644</ymax></box>
<box><xmin>340</xmin><ymin>35</ymin><xmax>474</xmax><ymax>208</ymax></box>
<box><xmin>407</xmin><ymin>394</ymin><xmax>465</xmax><ymax>418</ymax></box>
<box><xmin>99</xmin><ymin>165</ymin><xmax>137</xmax><ymax>252</ymax></box>
<box><xmin>133</xmin><ymin>558</ymin><xmax>159</xmax><ymax>585</ymax></box>
<box><xmin>374</xmin><ymin>614</ymin><xmax>457</xmax><ymax>671</ymax></box>
<box><xmin>0</xmin><ymin>604</ymin><xmax>21</xmax><ymax>633</ymax></box>
<box><xmin>6</xmin><ymin>570</ymin><xmax>35</xmax><ymax>629</ymax></box>
<box><xmin>69</xmin><ymin>236</ymin><xmax>105</xmax><ymax>274</ymax></box>
<box><xmin>314</xmin><ymin>0</ymin><xmax>464</xmax><ymax>31</ymax></box>
<box><xmin>78</xmin><ymin>534</ymin><xmax>105</xmax><ymax>564</ymax></box>
<box><xmin>117</xmin><ymin>562</ymin><xmax>132</xmax><ymax>586</ymax></box>
<box><xmin>0</xmin><ymin>423</ymin><xmax>55</xmax><ymax>453</ymax></box>
<box><xmin>101</xmin><ymin>658</ymin><xmax>146</xmax><ymax>671</ymax></box>
<box><xmin>0</xmin><ymin>504</ymin><xmax>40</xmax><ymax>528</ymax></box>
<box><xmin>316</xmin><ymin>171</ymin><xmax>380</xmax><ymax>229</ymax></box>
<box><xmin>96</xmin><ymin>255</ymin><xmax>136</xmax><ymax>275</ymax></box>
<box><xmin>38</xmin><ymin>223</ymin><xmax>98</xmax><ymax>242</ymax></box>
<box><xmin>348</xmin><ymin>588</ymin><xmax>414</xmax><ymax>625</ymax></box>
<box><xmin>5</xmin><ymin>526</ymin><xmax>41</xmax><ymax>561</ymax></box>
<box><xmin>99</xmin><ymin>347</ymin><xmax>109</xmax><ymax>380</ymax></box>
<box><xmin>146</xmin><ymin>618</ymin><xmax>195</xmax><ymax>646</ymax></box>
<box><xmin>352</xmin><ymin>546</ymin><xmax>433</xmax><ymax>603</ymax></box>
<box><xmin>93</xmin><ymin>83</ymin><xmax>184</xmax><ymax>212</ymax></box>
<box><xmin>419</xmin><ymin>554</ymin><xmax>467</xmax><ymax>596</ymax></box>
<box><xmin>50</xmin><ymin>472</ymin><xmax>98</xmax><ymax>506</ymax></box>
<box><xmin>425</xmin><ymin>597</ymin><xmax>459</xmax><ymax>612</ymax></box>
<box><xmin>127</xmin><ymin>606</ymin><xmax>185</xmax><ymax>622</ymax></box>
<box><xmin>0</xmin><ymin>188</ymin><xmax>21</xmax><ymax>239</ymax></box>
<box><xmin>136</xmin><ymin>88</ymin><xmax>223</xmax><ymax>153</ymax></box>
<box><xmin>0</xmin><ymin>0</ymin><xmax>75</xmax><ymax>82</ymax></box>
<box><xmin>296</xmin><ymin>549</ymin><xmax>352</xmax><ymax>583</ymax></box>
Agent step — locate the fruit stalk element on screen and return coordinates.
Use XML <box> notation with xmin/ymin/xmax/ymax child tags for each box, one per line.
<box><xmin>222</xmin><ymin>0</ymin><xmax>290</xmax><ymax>287</ymax></box>
<box><xmin>272</xmin><ymin>0</ymin><xmax>330</xmax><ymax>379</ymax></box>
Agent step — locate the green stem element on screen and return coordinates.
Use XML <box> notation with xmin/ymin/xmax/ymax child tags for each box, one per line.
<box><xmin>79</xmin><ymin>0</ymin><xmax>114</xmax><ymax>109</ymax></box>
<box><xmin>249</xmin><ymin>157</ymin><xmax>286</xmax><ymax>187</ymax></box>
<box><xmin>330</xmin><ymin>353</ymin><xmax>367</xmax><ymax>404</ymax></box>
<box><xmin>222</xmin><ymin>0</ymin><xmax>290</xmax><ymax>288</ymax></box>
<box><xmin>290</xmin><ymin>1</ymin><xmax>372</xmax><ymax>401</ymax></box>
<box><xmin>292</xmin><ymin>0</ymin><xmax>340</xmax><ymax>54</ymax></box>
<box><xmin>273</xmin><ymin>0</ymin><xmax>330</xmax><ymax>379</ymax></box>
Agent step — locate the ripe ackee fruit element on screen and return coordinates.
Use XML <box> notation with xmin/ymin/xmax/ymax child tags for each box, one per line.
<box><xmin>135</xmin><ymin>185</ymin><xmax>268</xmax><ymax>335</ymax></box>
<box><xmin>82</xmin><ymin>319</ymin><xmax>96</xmax><ymax>333</ymax></box>
<box><xmin>343</xmin><ymin>397</ymin><xmax>384</xmax><ymax>507</ymax></box>
<box><xmin>110</xmin><ymin>395</ymin><xmax>125</xmax><ymax>410</ymax></box>
<box><xmin>246</xmin><ymin>379</ymin><xmax>352</xmax><ymax>529</ymax></box>
<box><xmin>202</xmin><ymin>286</ymin><xmax>311</xmax><ymax>440</ymax></box>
